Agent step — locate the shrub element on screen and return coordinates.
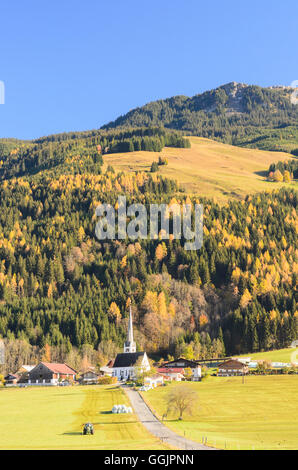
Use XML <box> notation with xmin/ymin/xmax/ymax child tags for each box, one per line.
<box><xmin>98</xmin><ymin>375</ymin><xmax>117</xmax><ymax>385</ymax></box>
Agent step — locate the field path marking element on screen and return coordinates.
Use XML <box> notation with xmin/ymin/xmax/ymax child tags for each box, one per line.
<box><xmin>123</xmin><ymin>386</ymin><xmax>216</xmax><ymax>451</ymax></box>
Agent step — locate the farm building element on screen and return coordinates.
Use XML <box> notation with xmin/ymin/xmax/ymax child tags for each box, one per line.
<box><xmin>80</xmin><ymin>370</ymin><xmax>99</xmax><ymax>384</ymax></box>
<box><xmin>161</xmin><ymin>358</ymin><xmax>201</xmax><ymax>381</ymax></box>
<box><xmin>217</xmin><ymin>359</ymin><xmax>249</xmax><ymax>376</ymax></box>
<box><xmin>4</xmin><ymin>373</ymin><xmax>19</xmax><ymax>386</ymax></box>
<box><xmin>20</xmin><ymin>362</ymin><xmax>77</xmax><ymax>386</ymax></box>
<box><xmin>16</xmin><ymin>365</ymin><xmax>35</xmax><ymax>374</ymax></box>
<box><xmin>157</xmin><ymin>368</ymin><xmax>185</xmax><ymax>381</ymax></box>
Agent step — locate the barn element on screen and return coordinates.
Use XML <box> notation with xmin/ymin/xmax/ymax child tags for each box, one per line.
<box><xmin>80</xmin><ymin>369</ymin><xmax>99</xmax><ymax>384</ymax></box>
<box><xmin>24</xmin><ymin>362</ymin><xmax>77</xmax><ymax>385</ymax></box>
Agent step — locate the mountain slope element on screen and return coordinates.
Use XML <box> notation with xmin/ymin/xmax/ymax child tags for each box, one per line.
<box><xmin>0</xmin><ymin>87</ymin><xmax>297</xmax><ymax>366</ymax></box>
<box><xmin>102</xmin><ymin>82</ymin><xmax>298</xmax><ymax>151</ymax></box>
<box><xmin>104</xmin><ymin>136</ymin><xmax>296</xmax><ymax>203</ymax></box>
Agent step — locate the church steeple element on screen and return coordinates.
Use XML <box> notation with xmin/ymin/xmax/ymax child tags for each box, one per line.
<box><xmin>124</xmin><ymin>305</ymin><xmax>136</xmax><ymax>353</ymax></box>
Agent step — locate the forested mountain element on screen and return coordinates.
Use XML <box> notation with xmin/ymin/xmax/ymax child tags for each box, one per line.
<box><xmin>102</xmin><ymin>82</ymin><xmax>298</xmax><ymax>152</ymax></box>
<box><xmin>0</xmin><ymin>87</ymin><xmax>297</xmax><ymax>372</ymax></box>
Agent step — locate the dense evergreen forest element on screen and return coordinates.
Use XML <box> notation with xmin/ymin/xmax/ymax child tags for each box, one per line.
<box><xmin>102</xmin><ymin>83</ymin><xmax>298</xmax><ymax>152</ymax></box>
<box><xmin>0</xmin><ymin>128</ymin><xmax>190</xmax><ymax>181</ymax></box>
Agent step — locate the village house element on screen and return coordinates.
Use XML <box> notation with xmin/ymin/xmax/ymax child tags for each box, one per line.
<box><xmin>4</xmin><ymin>373</ymin><xmax>19</xmax><ymax>386</ymax></box>
<box><xmin>16</xmin><ymin>365</ymin><xmax>35</xmax><ymax>374</ymax></box>
<box><xmin>80</xmin><ymin>369</ymin><xmax>99</xmax><ymax>385</ymax></box>
<box><xmin>144</xmin><ymin>374</ymin><xmax>164</xmax><ymax>388</ymax></box>
<box><xmin>161</xmin><ymin>358</ymin><xmax>202</xmax><ymax>381</ymax></box>
<box><xmin>112</xmin><ymin>306</ymin><xmax>150</xmax><ymax>381</ymax></box>
<box><xmin>100</xmin><ymin>359</ymin><xmax>114</xmax><ymax>377</ymax></box>
<box><xmin>234</xmin><ymin>357</ymin><xmax>251</xmax><ymax>365</ymax></box>
<box><xmin>19</xmin><ymin>362</ymin><xmax>77</xmax><ymax>386</ymax></box>
<box><xmin>217</xmin><ymin>359</ymin><xmax>249</xmax><ymax>377</ymax></box>
<box><xmin>157</xmin><ymin>367</ymin><xmax>185</xmax><ymax>381</ymax></box>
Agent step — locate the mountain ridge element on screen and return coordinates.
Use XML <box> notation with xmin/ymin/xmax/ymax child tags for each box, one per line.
<box><xmin>101</xmin><ymin>82</ymin><xmax>298</xmax><ymax>152</ymax></box>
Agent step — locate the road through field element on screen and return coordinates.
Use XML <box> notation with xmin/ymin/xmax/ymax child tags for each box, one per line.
<box><xmin>123</xmin><ymin>386</ymin><xmax>215</xmax><ymax>451</ymax></box>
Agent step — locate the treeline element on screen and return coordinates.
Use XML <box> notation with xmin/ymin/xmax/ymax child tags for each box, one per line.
<box><xmin>236</xmin><ymin>125</ymin><xmax>298</xmax><ymax>153</ymax></box>
<box><xmin>0</xmin><ymin>338</ymin><xmax>120</xmax><ymax>376</ymax></box>
<box><xmin>0</xmin><ymin>128</ymin><xmax>190</xmax><ymax>181</ymax></box>
<box><xmin>268</xmin><ymin>159</ymin><xmax>298</xmax><ymax>180</ymax></box>
<box><xmin>107</xmin><ymin>130</ymin><xmax>190</xmax><ymax>154</ymax></box>
<box><xmin>33</xmin><ymin>126</ymin><xmax>190</xmax><ymax>147</ymax></box>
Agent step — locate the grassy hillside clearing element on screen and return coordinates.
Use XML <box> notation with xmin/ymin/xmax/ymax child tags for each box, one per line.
<box><xmin>235</xmin><ymin>347</ymin><xmax>298</xmax><ymax>364</ymax></box>
<box><xmin>104</xmin><ymin>136</ymin><xmax>296</xmax><ymax>203</ymax></box>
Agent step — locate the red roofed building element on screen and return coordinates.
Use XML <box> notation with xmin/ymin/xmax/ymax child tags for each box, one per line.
<box><xmin>157</xmin><ymin>367</ymin><xmax>185</xmax><ymax>381</ymax></box>
<box><xmin>161</xmin><ymin>358</ymin><xmax>202</xmax><ymax>381</ymax></box>
<box><xmin>24</xmin><ymin>362</ymin><xmax>77</xmax><ymax>386</ymax></box>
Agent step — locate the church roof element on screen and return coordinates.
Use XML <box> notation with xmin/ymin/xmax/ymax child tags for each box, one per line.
<box><xmin>113</xmin><ymin>352</ymin><xmax>145</xmax><ymax>368</ymax></box>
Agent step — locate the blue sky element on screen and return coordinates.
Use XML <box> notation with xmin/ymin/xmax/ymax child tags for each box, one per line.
<box><xmin>0</xmin><ymin>0</ymin><xmax>297</xmax><ymax>139</ymax></box>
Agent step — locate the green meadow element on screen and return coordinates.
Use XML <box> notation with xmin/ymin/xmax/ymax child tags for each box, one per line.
<box><xmin>236</xmin><ymin>347</ymin><xmax>298</xmax><ymax>363</ymax></box>
<box><xmin>104</xmin><ymin>136</ymin><xmax>296</xmax><ymax>203</ymax></box>
<box><xmin>144</xmin><ymin>376</ymin><xmax>298</xmax><ymax>450</ymax></box>
<box><xmin>0</xmin><ymin>385</ymin><xmax>167</xmax><ymax>450</ymax></box>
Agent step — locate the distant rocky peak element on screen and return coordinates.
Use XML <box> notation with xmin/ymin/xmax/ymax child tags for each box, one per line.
<box><xmin>220</xmin><ymin>82</ymin><xmax>248</xmax><ymax>97</ymax></box>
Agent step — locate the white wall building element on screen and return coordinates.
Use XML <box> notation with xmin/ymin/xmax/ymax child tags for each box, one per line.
<box><xmin>112</xmin><ymin>306</ymin><xmax>150</xmax><ymax>381</ymax></box>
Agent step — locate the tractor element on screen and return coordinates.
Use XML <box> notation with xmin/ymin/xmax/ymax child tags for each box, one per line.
<box><xmin>83</xmin><ymin>422</ymin><xmax>94</xmax><ymax>435</ymax></box>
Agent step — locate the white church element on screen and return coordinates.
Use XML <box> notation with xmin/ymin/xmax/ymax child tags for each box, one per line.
<box><xmin>112</xmin><ymin>306</ymin><xmax>150</xmax><ymax>381</ymax></box>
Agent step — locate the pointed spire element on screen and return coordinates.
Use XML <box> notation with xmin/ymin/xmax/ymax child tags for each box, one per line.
<box><xmin>127</xmin><ymin>305</ymin><xmax>134</xmax><ymax>343</ymax></box>
<box><xmin>124</xmin><ymin>303</ymin><xmax>136</xmax><ymax>353</ymax></box>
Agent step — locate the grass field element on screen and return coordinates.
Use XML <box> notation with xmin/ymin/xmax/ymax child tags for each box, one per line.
<box><xmin>236</xmin><ymin>347</ymin><xmax>298</xmax><ymax>363</ymax></box>
<box><xmin>104</xmin><ymin>136</ymin><xmax>297</xmax><ymax>203</ymax></box>
<box><xmin>0</xmin><ymin>385</ymin><xmax>167</xmax><ymax>450</ymax></box>
<box><xmin>144</xmin><ymin>376</ymin><xmax>298</xmax><ymax>450</ymax></box>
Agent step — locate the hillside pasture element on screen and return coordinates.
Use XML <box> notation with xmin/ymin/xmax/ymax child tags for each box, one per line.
<box><xmin>236</xmin><ymin>347</ymin><xmax>298</xmax><ymax>364</ymax></box>
<box><xmin>104</xmin><ymin>136</ymin><xmax>296</xmax><ymax>203</ymax></box>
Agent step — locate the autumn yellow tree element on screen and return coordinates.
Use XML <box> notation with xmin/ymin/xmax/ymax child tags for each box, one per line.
<box><xmin>108</xmin><ymin>302</ymin><xmax>121</xmax><ymax>324</ymax></box>
<box><xmin>240</xmin><ymin>289</ymin><xmax>252</xmax><ymax>309</ymax></box>
<box><xmin>42</xmin><ymin>343</ymin><xmax>51</xmax><ymax>362</ymax></box>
